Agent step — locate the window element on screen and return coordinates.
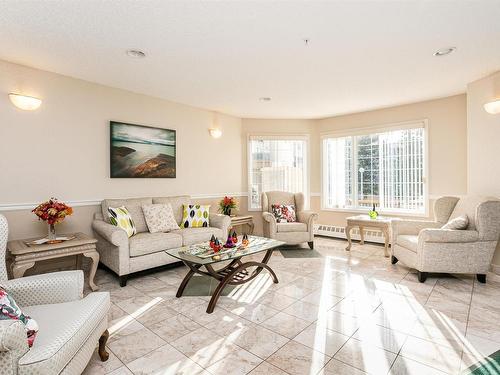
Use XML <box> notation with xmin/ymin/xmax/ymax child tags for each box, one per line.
<box><xmin>322</xmin><ymin>122</ymin><xmax>427</xmax><ymax>214</ymax></box>
<box><xmin>248</xmin><ymin>135</ymin><xmax>308</xmax><ymax>210</ymax></box>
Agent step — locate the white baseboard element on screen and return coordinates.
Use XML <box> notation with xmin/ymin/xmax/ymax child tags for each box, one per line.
<box><xmin>314</xmin><ymin>223</ymin><xmax>386</xmax><ymax>244</ymax></box>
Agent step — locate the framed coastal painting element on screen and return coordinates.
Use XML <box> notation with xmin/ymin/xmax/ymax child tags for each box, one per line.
<box><xmin>110</xmin><ymin>121</ymin><xmax>176</xmax><ymax>178</ymax></box>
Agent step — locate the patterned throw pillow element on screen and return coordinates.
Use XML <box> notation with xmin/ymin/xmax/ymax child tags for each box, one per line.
<box><xmin>181</xmin><ymin>205</ymin><xmax>210</xmax><ymax>228</ymax></box>
<box><xmin>441</xmin><ymin>214</ymin><xmax>469</xmax><ymax>230</ymax></box>
<box><xmin>108</xmin><ymin>206</ymin><xmax>137</xmax><ymax>237</ymax></box>
<box><xmin>0</xmin><ymin>287</ymin><xmax>39</xmax><ymax>347</ymax></box>
<box><xmin>142</xmin><ymin>204</ymin><xmax>180</xmax><ymax>233</ymax></box>
<box><xmin>271</xmin><ymin>204</ymin><xmax>297</xmax><ymax>223</ymax></box>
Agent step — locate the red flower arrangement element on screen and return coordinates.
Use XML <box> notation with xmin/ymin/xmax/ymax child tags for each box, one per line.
<box><xmin>218</xmin><ymin>196</ymin><xmax>238</xmax><ymax>216</ymax></box>
<box><xmin>32</xmin><ymin>198</ymin><xmax>73</xmax><ymax>225</ymax></box>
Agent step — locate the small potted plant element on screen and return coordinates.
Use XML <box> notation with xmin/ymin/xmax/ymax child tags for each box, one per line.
<box><xmin>218</xmin><ymin>196</ymin><xmax>238</xmax><ymax>216</ymax></box>
<box><xmin>32</xmin><ymin>198</ymin><xmax>73</xmax><ymax>241</ymax></box>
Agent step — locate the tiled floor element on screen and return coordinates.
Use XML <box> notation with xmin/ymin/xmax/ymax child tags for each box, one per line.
<box><xmin>83</xmin><ymin>237</ymin><xmax>500</xmax><ymax>375</ymax></box>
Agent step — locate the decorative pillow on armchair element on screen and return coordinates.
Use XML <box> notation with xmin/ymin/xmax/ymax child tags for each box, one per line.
<box><xmin>441</xmin><ymin>214</ymin><xmax>469</xmax><ymax>230</ymax></box>
<box><xmin>271</xmin><ymin>204</ymin><xmax>297</xmax><ymax>223</ymax></box>
<box><xmin>108</xmin><ymin>206</ymin><xmax>137</xmax><ymax>237</ymax></box>
<box><xmin>181</xmin><ymin>205</ymin><xmax>210</xmax><ymax>228</ymax></box>
<box><xmin>0</xmin><ymin>287</ymin><xmax>38</xmax><ymax>347</ymax></box>
<box><xmin>142</xmin><ymin>203</ymin><xmax>180</xmax><ymax>233</ymax></box>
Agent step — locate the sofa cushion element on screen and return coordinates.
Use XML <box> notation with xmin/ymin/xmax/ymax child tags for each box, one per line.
<box><xmin>19</xmin><ymin>292</ymin><xmax>109</xmax><ymax>374</ymax></box>
<box><xmin>0</xmin><ymin>287</ymin><xmax>38</xmax><ymax>347</ymax></box>
<box><xmin>172</xmin><ymin>227</ymin><xmax>223</xmax><ymax>246</ymax></box>
<box><xmin>396</xmin><ymin>234</ymin><xmax>418</xmax><ymax>252</ymax></box>
<box><xmin>129</xmin><ymin>232</ymin><xmax>183</xmax><ymax>257</ymax></box>
<box><xmin>142</xmin><ymin>203</ymin><xmax>180</xmax><ymax>233</ymax></box>
<box><xmin>153</xmin><ymin>196</ymin><xmax>191</xmax><ymax>225</ymax></box>
<box><xmin>277</xmin><ymin>222</ymin><xmax>307</xmax><ymax>233</ymax></box>
<box><xmin>101</xmin><ymin>197</ymin><xmax>152</xmax><ymax>232</ymax></box>
<box><xmin>107</xmin><ymin>206</ymin><xmax>136</xmax><ymax>237</ymax></box>
<box><xmin>272</xmin><ymin>204</ymin><xmax>297</xmax><ymax>223</ymax></box>
<box><xmin>181</xmin><ymin>205</ymin><xmax>210</xmax><ymax>228</ymax></box>
<box><xmin>441</xmin><ymin>214</ymin><xmax>469</xmax><ymax>230</ymax></box>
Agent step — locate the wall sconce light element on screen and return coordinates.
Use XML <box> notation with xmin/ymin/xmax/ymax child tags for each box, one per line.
<box><xmin>9</xmin><ymin>93</ymin><xmax>42</xmax><ymax>111</ymax></box>
<box><xmin>209</xmin><ymin>128</ymin><xmax>222</xmax><ymax>138</ymax></box>
<box><xmin>484</xmin><ymin>99</ymin><xmax>500</xmax><ymax>114</ymax></box>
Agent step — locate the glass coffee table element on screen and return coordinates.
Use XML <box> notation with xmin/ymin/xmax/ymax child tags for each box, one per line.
<box><xmin>166</xmin><ymin>236</ymin><xmax>285</xmax><ymax>313</ymax></box>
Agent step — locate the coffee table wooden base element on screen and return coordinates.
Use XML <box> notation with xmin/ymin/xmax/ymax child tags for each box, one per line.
<box><xmin>176</xmin><ymin>249</ymin><xmax>278</xmax><ymax>313</ymax></box>
<box><xmin>345</xmin><ymin>216</ymin><xmax>391</xmax><ymax>258</ymax></box>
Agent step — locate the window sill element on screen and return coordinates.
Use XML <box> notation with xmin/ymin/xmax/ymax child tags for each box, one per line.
<box><xmin>320</xmin><ymin>207</ymin><xmax>429</xmax><ymax>218</ymax></box>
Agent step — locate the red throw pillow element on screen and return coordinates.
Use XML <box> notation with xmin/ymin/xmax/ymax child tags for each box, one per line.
<box><xmin>0</xmin><ymin>287</ymin><xmax>38</xmax><ymax>347</ymax></box>
<box><xmin>271</xmin><ymin>204</ymin><xmax>297</xmax><ymax>223</ymax></box>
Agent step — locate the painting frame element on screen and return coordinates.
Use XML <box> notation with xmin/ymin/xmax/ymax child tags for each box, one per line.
<box><xmin>110</xmin><ymin>121</ymin><xmax>176</xmax><ymax>178</ymax></box>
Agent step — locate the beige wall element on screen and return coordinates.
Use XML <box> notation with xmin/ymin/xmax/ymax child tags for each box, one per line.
<box><xmin>242</xmin><ymin>95</ymin><xmax>468</xmax><ymax>228</ymax></box>
<box><xmin>466</xmin><ymin>71</ymin><xmax>500</xmax><ymax>267</ymax></box>
<box><xmin>0</xmin><ymin>60</ymin><xmax>244</xmax><ymax>239</ymax></box>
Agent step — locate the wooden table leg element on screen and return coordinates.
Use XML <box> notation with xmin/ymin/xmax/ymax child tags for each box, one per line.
<box><xmin>12</xmin><ymin>261</ymin><xmax>35</xmax><ymax>279</ymax></box>
<box><xmin>345</xmin><ymin>225</ymin><xmax>353</xmax><ymax>251</ymax></box>
<box><xmin>83</xmin><ymin>250</ymin><xmax>100</xmax><ymax>291</ymax></box>
<box><xmin>248</xmin><ymin>221</ymin><xmax>255</xmax><ymax>234</ymax></box>
<box><xmin>382</xmin><ymin>228</ymin><xmax>390</xmax><ymax>257</ymax></box>
<box><xmin>359</xmin><ymin>226</ymin><xmax>365</xmax><ymax>245</ymax></box>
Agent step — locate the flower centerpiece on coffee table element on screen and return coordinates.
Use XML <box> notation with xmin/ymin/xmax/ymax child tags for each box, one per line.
<box><xmin>218</xmin><ymin>196</ymin><xmax>238</xmax><ymax>216</ymax></box>
<box><xmin>32</xmin><ymin>198</ymin><xmax>73</xmax><ymax>241</ymax></box>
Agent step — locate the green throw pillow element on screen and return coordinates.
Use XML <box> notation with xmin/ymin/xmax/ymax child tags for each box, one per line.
<box><xmin>108</xmin><ymin>206</ymin><xmax>137</xmax><ymax>237</ymax></box>
<box><xmin>181</xmin><ymin>204</ymin><xmax>210</xmax><ymax>228</ymax></box>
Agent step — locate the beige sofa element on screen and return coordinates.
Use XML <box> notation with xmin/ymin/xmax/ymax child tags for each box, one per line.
<box><xmin>391</xmin><ymin>196</ymin><xmax>500</xmax><ymax>283</ymax></box>
<box><xmin>92</xmin><ymin>195</ymin><xmax>231</xmax><ymax>286</ymax></box>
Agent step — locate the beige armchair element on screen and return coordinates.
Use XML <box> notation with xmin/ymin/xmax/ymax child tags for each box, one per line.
<box><xmin>391</xmin><ymin>196</ymin><xmax>500</xmax><ymax>283</ymax></box>
<box><xmin>262</xmin><ymin>191</ymin><xmax>318</xmax><ymax>248</ymax></box>
<box><xmin>0</xmin><ymin>214</ymin><xmax>110</xmax><ymax>374</ymax></box>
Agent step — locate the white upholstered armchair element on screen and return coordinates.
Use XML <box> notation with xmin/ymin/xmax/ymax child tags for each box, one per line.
<box><xmin>262</xmin><ymin>191</ymin><xmax>318</xmax><ymax>248</ymax></box>
<box><xmin>391</xmin><ymin>196</ymin><xmax>500</xmax><ymax>283</ymax></box>
<box><xmin>0</xmin><ymin>214</ymin><xmax>110</xmax><ymax>374</ymax></box>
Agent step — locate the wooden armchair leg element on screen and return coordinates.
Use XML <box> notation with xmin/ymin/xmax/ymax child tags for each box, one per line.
<box><xmin>308</xmin><ymin>241</ymin><xmax>314</xmax><ymax>249</ymax></box>
<box><xmin>98</xmin><ymin>329</ymin><xmax>109</xmax><ymax>361</ymax></box>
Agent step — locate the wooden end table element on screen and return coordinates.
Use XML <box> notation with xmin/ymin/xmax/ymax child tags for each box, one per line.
<box><xmin>345</xmin><ymin>215</ymin><xmax>392</xmax><ymax>257</ymax></box>
<box><xmin>7</xmin><ymin>232</ymin><xmax>100</xmax><ymax>291</ymax></box>
<box><xmin>230</xmin><ymin>215</ymin><xmax>254</xmax><ymax>234</ymax></box>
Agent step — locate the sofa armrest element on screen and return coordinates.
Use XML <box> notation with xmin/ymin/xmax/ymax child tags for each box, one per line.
<box><xmin>210</xmin><ymin>213</ymin><xmax>231</xmax><ymax>239</ymax></box>
<box><xmin>1</xmin><ymin>271</ymin><xmax>84</xmax><ymax>306</ymax></box>
<box><xmin>92</xmin><ymin>219</ymin><xmax>129</xmax><ymax>247</ymax></box>
<box><xmin>0</xmin><ymin>320</ymin><xmax>29</xmax><ymax>353</ymax></box>
<box><xmin>391</xmin><ymin>219</ymin><xmax>440</xmax><ymax>238</ymax></box>
<box><xmin>419</xmin><ymin>229</ymin><xmax>479</xmax><ymax>244</ymax></box>
<box><xmin>297</xmin><ymin>210</ymin><xmax>318</xmax><ymax>230</ymax></box>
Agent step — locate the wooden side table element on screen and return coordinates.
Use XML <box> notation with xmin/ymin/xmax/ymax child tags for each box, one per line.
<box><xmin>230</xmin><ymin>215</ymin><xmax>255</xmax><ymax>234</ymax></box>
<box><xmin>7</xmin><ymin>232</ymin><xmax>100</xmax><ymax>291</ymax></box>
<box><xmin>345</xmin><ymin>215</ymin><xmax>392</xmax><ymax>257</ymax></box>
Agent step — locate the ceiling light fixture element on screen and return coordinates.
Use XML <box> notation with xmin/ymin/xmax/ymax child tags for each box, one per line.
<box><xmin>259</xmin><ymin>97</ymin><xmax>271</xmax><ymax>102</ymax></box>
<box><xmin>8</xmin><ymin>93</ymin><xmax>42</xmax><ymax>110</ymax></box>
<box><xmin>484</xmin><ymin>99</ymin><xmax>500</xmax><ymax>115</ymax></box>
<box><xmin>126</xmin><ymin>49</ymin><xmax>146</xmax><ymax>58</ymax></box>
<box><xmin>433</xmin><ymin>47</ymin><xmax>456</xmax><ymax>57</ymax></box>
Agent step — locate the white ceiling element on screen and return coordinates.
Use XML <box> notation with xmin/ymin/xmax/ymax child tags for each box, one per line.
<box><xmin>1</xmin><ymin>1</ymin><xmax>500</xmax><ymax>119</ymax></box>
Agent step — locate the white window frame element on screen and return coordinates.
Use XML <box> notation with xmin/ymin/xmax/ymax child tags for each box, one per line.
<box><xmin>320</xmin><ymin>119</ymin><xmax>429</xmax><ymax>217</ymax></box>
<box><xmin>247</xmin><ymin>134</ymin><xmax>310</xmax><ymax>211</ymax></box>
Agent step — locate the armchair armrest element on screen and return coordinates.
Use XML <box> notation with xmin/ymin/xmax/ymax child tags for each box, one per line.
<box><xmin>0</xmin><ymin>320</ymin><xmax>29</xmax><ymax>353</ymax></box>
<box><xmin>1</xmin><ymin>270</ymin><xmax>84</xmax><ymax>306</ymax></box>
<box><xmin>210</xmin><ymin>213</ymin><xmax>231</xmax><ymax>239</ymax></box>
<box><xmin>262</xmin><ymin>212</ymin><xmax>277</xmax><ymax>238</ymax></box>
<box><xmin>297</xmin><ymin>210</ymin><xmax>318</xmax><ymax>230</ymax></box>
<box><xmin>419</xmin><ymin>229</ymin><xmax>479</xmax><ymax>243</ymax></box>
<box><xmin>92</xmin><ymin>219</ymin><xmax>129</xmax><ymax>247</ymax></box>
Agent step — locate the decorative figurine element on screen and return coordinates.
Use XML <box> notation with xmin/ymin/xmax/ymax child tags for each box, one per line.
<box><xmin>223</xmin><ymin>234</ymin><xmax>236</xmax><ymax>248</ymax></box>
<box><xmin>209</xmin><ymin>235</ymin><xmax>216</xmax><ymax>249</ymax></box>
<box><xmin>241</xmin><ymin>233</ymin><xmax>249</xmax><ymax>247</ymax></box>
<box><xmin>231</xmin><ymin>230</ymin><xmax>238</xmax><ymax>244</ymax></box>
<box><xmin>213</xmin><ymin>238</ymin><xmax>222</xmax><ymax>253</ymax></box>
